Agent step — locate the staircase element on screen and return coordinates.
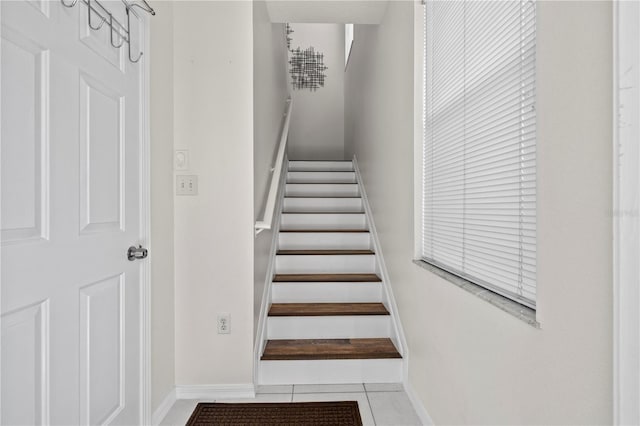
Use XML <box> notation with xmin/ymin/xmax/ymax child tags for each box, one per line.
<box><xmin>258</xmin><ymin>160</ymin><xmax>404</xmax><ymax>385</ymax></box>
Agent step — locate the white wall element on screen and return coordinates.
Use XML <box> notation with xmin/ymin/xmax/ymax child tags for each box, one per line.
<box><xmin>173</xmin><ymin>1</ymin><xmax>255</xmax><ymax>386</ymax></box>
<box><xmin>253</xmin><ymin>0</ymin><xmax>289</xmax><ymax>336</ymax></box>
<box><xmin>150</xmin><ymin>1</ymin><xmax>176</xmax><ymax>412</ymax></box>
<box><xmin>150</xmin><ymin>0</ymin><xmax>281</xmax><ymax>403</ymax></box>
<box><xmin>345</xmin><ymin>1</ymin><xmax>613</xmax><ymax>423</ymax></box>
<box><xmin>288</xmin><ymin>24</ymin><xmax>345</xmax><ymax>160</ymax></box>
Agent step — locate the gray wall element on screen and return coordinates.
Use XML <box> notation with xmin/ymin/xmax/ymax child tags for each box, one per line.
<box><xmin>288</xmin><ymin>24</ymin><xmax>345</xmax><ymax>160</ymax></box>
<box><xmin>345</xmin><ymin>1</ymin><xmax>613</xmax><ymax>423</ymax></box>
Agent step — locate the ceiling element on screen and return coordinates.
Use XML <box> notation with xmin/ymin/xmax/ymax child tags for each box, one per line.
<box><xmin>265</xmin><ymin>0</ymin><xmax>390</xmax><ymax>24</ymax></box>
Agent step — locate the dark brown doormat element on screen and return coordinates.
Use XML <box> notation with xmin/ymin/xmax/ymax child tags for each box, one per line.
<box><xmin>186</xmin><ymin>401</ymin><xmax>363</xmax><ymax>426</ymax></box>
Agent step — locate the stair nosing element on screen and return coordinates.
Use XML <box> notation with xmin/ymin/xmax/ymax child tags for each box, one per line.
<box><xmin>285</xmin><ymin>196</ymin><xmax>361</xmax><ymax>199</ymax></box>
<box><xmin>279</xmin><ymin>229</ymin><xmax>370</xmax><ymax>233</ymax></box>
<box><xmin>268</xmin><ymin>302</ymin><xmax>390</xmax><ymax>317</ymax></box>
<box><xmin>281</xmin><ymin>211</ymin><xmax>364</xmax><ymax>214</ymax></box>
<box><xmin>273</xmin><ymin>273</ymin><xmax>382</xmax><ymax>282</ymax></box>
<box><xmin>260</xmin><ymin>338</ymin><xmax>402</xmax><ymax>361</ymax></box>
<box><xmin>286</xmin><ymin>182</ymin><xmax>358</xmax><ymax>185</ymax></box>
<box><xmin>276</xmin><ymin>250</ymin><xmax>375</xmax><ymax>255</ymax></box>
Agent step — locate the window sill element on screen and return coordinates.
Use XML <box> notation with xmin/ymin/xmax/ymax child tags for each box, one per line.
<box><xmin>413</xmin><ymin>259</ymin><xmax>540</xmax><ymax>329</ymax></box>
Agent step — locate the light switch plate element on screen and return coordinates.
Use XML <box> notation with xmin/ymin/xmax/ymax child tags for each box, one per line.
<box><xmin>176</xmin><ymin>175</ymin><xmax>198</xmax><ymax>195</ymax></box>
<box><xmin>174</xmin><ymin>150</ymin><xmax>189</xmax><ymax>171</ymax></box>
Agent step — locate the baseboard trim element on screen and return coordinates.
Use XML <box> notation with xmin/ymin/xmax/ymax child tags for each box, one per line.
<box><xmin>352</xmin><ymin>156</ymin><xmax>410</xmax><ymax>362</ymax></box>
<box><xmin>403</xmin><ymin>381</ymin><xmax>434</xmax><ymax>426</ymax></box>
<box><xmin>151</xmin><ymin>388</ymin><xmax>177</xmax><ymax>425</ymax></box>
<box><xmin>175</xmin><ymin>384</ymin><xmax>256</xmax><ymax>400</ymax></box>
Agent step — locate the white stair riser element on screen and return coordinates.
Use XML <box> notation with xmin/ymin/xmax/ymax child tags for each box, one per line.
<box><xmin>288</xmin><ymin>161</ymin><xmax>354</xmax><ymax>172</ymax></box>
<box><xmin>259</xmin><ymin>359</ymin><xmax>403</xmax><ymax>385</ymax></box>
<box><xmin>257</xmin><ymin>159</ymin><xmax>404</xmax><ymax>388</ymax></box>
<box><xmin>287</xmin><ymin>172</ymin><xmax>356</xmax><ymax>183</ymax></box>
<box><xmin>271</xmin><ymin>282</ymin><xmax>383</xmax><ymax>303</ymax></box>
<box><xmin>283</xmin><ymin>198</ymin><xmax>363</xmax><ymax>213</ymax></box>
<box><xmin>285</xmin><ymin>184</ymin><xmax>359</xmax><ymax>197</ymax></box>
<box><xmin>267</xmin><ymin>316</ymin><xmax>391</xmax><ymax>339</ymax></box>
<box><xmin>275</xmin><ymin>254</ymin><xmax>376</xmax><ymax>274</ymax></box>
<box><xmin>278</xmin><ymin>232</ymin><xmax>371</xmax><ymax>250</ymax></box>
<box><xmin>281</xmin><ymin>214</ymin><xmax>367</xmax><ymax>230</ymax></box>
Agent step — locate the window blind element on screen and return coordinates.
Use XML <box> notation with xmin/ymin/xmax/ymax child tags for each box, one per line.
<box><xmin>423</xmin><ymin>0</ymin><xmax>537</xmax><ymax>308</ymax></box>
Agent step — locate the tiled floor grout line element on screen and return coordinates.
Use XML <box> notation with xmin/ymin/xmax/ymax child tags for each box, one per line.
<box><xmin>256</xmin><ymin>383</ymin><xmax>411</xmax><ymax>426</ymax></box>
<box><xmin>161</xmin><ymin>386</ymin><xmax>421</xmax><ymax>426</ymax></box>
<box><xmin>364</xmin><ymin>385</ymin><xmax>377</xmax><ymax>426</ymax></box>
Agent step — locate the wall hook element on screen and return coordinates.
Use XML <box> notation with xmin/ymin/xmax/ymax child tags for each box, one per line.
<box><xmin>58</xmin><ymin>0</ymin><xmax>154</xmax><ymax>64</ymax></box>
<box><xmin>109</xmin><ymin>14</ymin><xmax>126</xmax><ymax>48</ymax></box>
<box><xmin>125</xmin><ymin>6</ymin><xmax>143</xmax><ymax>63</ymax></box>
<box><xmin>128</xmin><ymin>43</ymin><xmax>142</xmax><ymax>63</ymax></box>
<box><xmin>87</xmin><ymin>0</ymin><xmax>107</xmax><ymax>30</ymax></box>
<box><xmin>128</xmin><ymin>0</ymin><xmax>155</xmax><ymax>16</ymax></box>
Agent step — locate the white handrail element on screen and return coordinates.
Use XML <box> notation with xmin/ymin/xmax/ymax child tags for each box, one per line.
<box><xmin>255</xmin><ymin>97</ymin><xmax>293</xmax><ymax>236</ymax></box>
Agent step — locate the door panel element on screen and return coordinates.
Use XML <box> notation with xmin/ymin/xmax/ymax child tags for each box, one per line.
<box><xmin>1</xmin><ymin>300</ymin><xmax>50</xmax><ymax>425</ymax></box>
<box><xmin>79</xmin><ymin>275</ymin><xmax>124</xmax><ymax>425</ymax></box>
<box><xmin>0</xmin><ymin>27</ymin><xmax>49</xmax><ymax>244</ymax></box>
<box><xmin>1</xmin><ymin>1</ymin><xmax>146</xmax><ymax>424</ymax></box>
<box><xmin>79</xmin><ymin>73</ymin><xmax>124</xmax><ymax>234</ymax></box>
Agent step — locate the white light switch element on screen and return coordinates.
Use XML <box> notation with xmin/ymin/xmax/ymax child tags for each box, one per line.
<box><xmin>176</xmin><ymin>175</ymin><xmax>198</xmax><ymax>195</ymax></box>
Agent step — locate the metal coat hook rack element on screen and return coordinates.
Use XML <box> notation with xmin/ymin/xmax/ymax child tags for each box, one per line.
<box><xmin>60</xmin><ymin>0</ymin><xmax>155</xmax><ymax>63</ymax></box>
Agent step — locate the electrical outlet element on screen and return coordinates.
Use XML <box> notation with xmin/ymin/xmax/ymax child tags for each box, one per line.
<box><xmin>176</xmin><ymin>175</ymin><xmax>198</xmax><ymax>196</ymax></box>
<box><xmin>217</xmin><ymin>313</ymin><xmax>230</xmax><ymax>334</ymax></box>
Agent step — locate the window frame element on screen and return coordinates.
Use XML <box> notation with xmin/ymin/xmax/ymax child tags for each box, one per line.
<box><xmin>413</xmin><ymin>0</ymin><xmax>538</xmax><ymax>314</ymax></box>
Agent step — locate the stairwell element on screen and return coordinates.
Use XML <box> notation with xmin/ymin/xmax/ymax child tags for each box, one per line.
<box><xmin>258</xmin><ymin>160</ymin><xmax>404</xmax><ymax>385</ymax></box>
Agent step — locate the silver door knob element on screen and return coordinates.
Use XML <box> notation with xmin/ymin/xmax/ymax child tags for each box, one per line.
<box><xmin>127</xmin><ymin>245</ymin><xmax>148</xmax><ymax>261</ymax></box>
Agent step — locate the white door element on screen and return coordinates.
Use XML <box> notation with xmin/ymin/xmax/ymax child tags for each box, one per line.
<box><xmin>1</xmin><ymin>1</ymin><xmax>148</xmax><ymax>424</ymax></box>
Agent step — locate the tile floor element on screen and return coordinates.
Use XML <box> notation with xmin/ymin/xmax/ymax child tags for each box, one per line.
<box><xmin>160</xmin><ymin>383</ymin><xmax>423</xmax><ymax>426</ymax></box>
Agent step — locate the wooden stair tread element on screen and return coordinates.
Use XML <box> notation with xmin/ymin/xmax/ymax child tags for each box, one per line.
<box><xmin>261</xmin><ymin>338</ymin><xmax>401</xmax><ymax>361</ymax></box>
<box><xmin>285</xmin><ymin>196</ymin><xmax>361</xmax><ymax>199</ymax></box>
<box><xmin>269</xmin><ymin>303</ymin><xmax>389</xmax><ymax>317</ymax></box>
<box><xmin>282</xmin><ymin>211</ymin><xmax>364</xmax><ymax>214</ymax></box>
<box><xmin>286</xmin><ymin>182</ymin><xmax>357</xmax><ymax>185</ymax></box>
<box><xmin>279</xmin><ymin>229</ymin><xmax>369</xmax><ymax>233</ymax></box>
<box><xmin>277</xmin><ymin>250</ymin><xmax>374</xmax><ymax>255</ymax></box>
<box><xmin>273</xmin><ymin>273</ymin><xmax>381</xmax><ymax>282</ymax></box>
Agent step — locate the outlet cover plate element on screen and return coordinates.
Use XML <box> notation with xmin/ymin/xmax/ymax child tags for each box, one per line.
<box><xmin>217</xmin><ymin>313</ymin><xmax>230</xmax><ymax>334</ymax></box>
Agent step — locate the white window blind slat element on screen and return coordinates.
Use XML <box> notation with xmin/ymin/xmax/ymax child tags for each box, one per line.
<box><xmin>423</xmin><ymin>0</ymin><xmax>537</xmax><ymax>308</ymax></box>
